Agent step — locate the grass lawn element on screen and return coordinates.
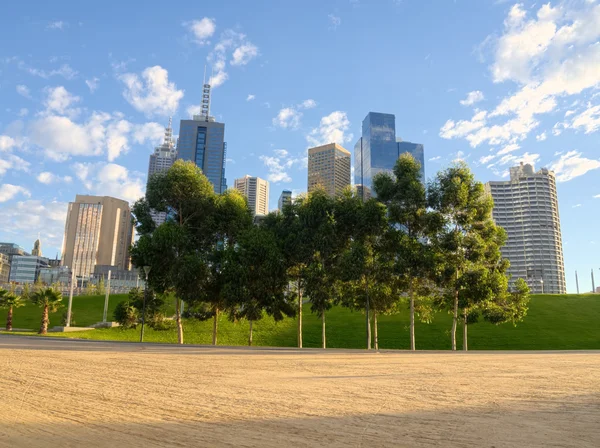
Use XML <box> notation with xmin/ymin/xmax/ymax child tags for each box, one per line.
<box><xmin>2</xmin><ymin>293</ymin><xmax>599</xmax><ymax>350</ymax></box>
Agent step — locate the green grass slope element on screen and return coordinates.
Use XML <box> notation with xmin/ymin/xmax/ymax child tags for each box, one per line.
<box><xmin>2</xmin><ymin>294</ymin><xmax>599</xmax><ymax>350</ymax></box>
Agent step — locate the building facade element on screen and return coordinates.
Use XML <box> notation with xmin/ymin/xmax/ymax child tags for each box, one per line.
<box><xmin>31</xmin><ymin>238</ymin><xmax>42</xmax><ymax>257</ymax></box>
<box><xmin>176</xmin><ymin>83</ymin><xmax>227</xmax><ymax>194</ymax></box>
<box><xmin>147</xmin><ymin>119</ymin><xmax>177</xmax><ymax>226</ymax></box>
<box><xmin>354</xmin><ymin>112</ymin><xmax>425</xmax><ymax>198</ymax></box>
<box><xmin>61</xmin><ymin>195</ymin><xmax>134</xmax><ymax>278</ymax></box>
<box><xmin>9</xmin><ymin>255</ymin><xmax>49</xmax><ymax>284</ymax></box>
<box><xmin>0</xmin><ymin>253</ymin><xmax>10</xmax><ymax>283</ymax></box>
<box><xmin>278</xmin><ymin>190</ymin><xmax>292</xmax><ymax>212</ymax></box>
<box><xmin>308</xmin><ymin>143</ymin><xmax>351</xmax><ymax>197</ymax></box>
<box><xmin>234</xmin><ymin>175</ymin><xmax>269</xmax><ymax>216</ymax></box>
<box><xmin>485</xmin><ymin>163</ymin><xmax>566</xmax><ymax>294</ymax></box>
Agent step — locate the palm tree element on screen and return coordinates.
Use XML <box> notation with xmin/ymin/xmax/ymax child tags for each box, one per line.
<box><xmin>30</xmin><ymin>288</ymin><xmax>63</xmax><ymax>334</ymax></box>
<box><xmin>0</xmin><ymin>288</ymin><xmax>25</xmax><ymax>331</ymax></box>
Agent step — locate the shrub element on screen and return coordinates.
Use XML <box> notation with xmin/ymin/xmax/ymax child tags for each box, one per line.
<box><xmin>113</xmin><ymin>301</ymin><xmax>139</xmax><ymax>329</ymax></box>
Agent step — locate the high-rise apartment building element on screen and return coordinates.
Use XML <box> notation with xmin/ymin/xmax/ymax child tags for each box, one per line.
<box><xmin>485</xmin><ymin>163</ymin><xmax>566</xmax><ymax>294</ymax></box>
<box><xmin>354</xmin><ymin>112</ymin><xmax>425</xmax><ymax>198</ymax></box>
<box><xmin>308</xmin><ymin>143</ymin><xmax>351</xmax><ymax>197</ymax></box>
<box><xmin>278</xmin><ymin>190</ymin><xmax>292</xmax><ymax>212</ymax></box>
<box><xmin>234</xmin><ymin>175</ymin><xmax>269</xmax><ymax>216</ymax></box>
<box><xmin>176</xmin><ymin>82</ymin><xmax>227</xmax><ymax>194</ymax></box>
<box><xmin>147</xmin><ymin>119</ymin><xmax>177</xmax><ymax>226</ymax></box>
<box><xmin>61</xmin><ymin>195</ymin><xmax>134</xmax><ymax>278</ymax></box>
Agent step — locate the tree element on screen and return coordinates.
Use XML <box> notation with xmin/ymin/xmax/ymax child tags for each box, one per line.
<box><xmin>131</xmin><ymin>160</ymin><xmax>220</xmax><ymax>344</ymax></box>
<box><xmin>21</xmin><ymin>283</ymin><xmax>31</xmax><ymax>300</ymax></box>
<box><xmin>428</xmin><ymin>162</ymin><xmax>509</xmax><ymax>350</ymax></box>
<box><xmin>373</xmin><ymin>153</ymin><xmax>441</xmax><ymax>350</ymax></box>
<box><xmin>335</xmin><ymin>190</ymin><xmax>390</xmax><ymax>349</ymax></box>
<box><xmin>483</xmin><ymin>278</ymin><xmax>530</xmax><ymax>326</ymax></box>
<box><xmin>224</xmin><ymin>226</ymin><xmax>295</xmax><ymax>346</ymax></box>
<box><xmin>0</xmin><ymin>288</ymin><xmax>24</xmax><ymax>331</ymax></box>
<box><xmin>97</xmin><ymin>276</ymin><xmax>106</xmax><ymax>296</ymax></box>
<box><xmin>30</xmin><ymin>287</ymin><xmax>63</xmax><ymax>334</ymax></box>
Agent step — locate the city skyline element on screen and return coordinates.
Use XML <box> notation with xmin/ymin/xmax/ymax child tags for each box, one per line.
<box><xmin>1</xmin><ymin>0</ymin><xmax>600</xmax><ymax>293</ymax></box>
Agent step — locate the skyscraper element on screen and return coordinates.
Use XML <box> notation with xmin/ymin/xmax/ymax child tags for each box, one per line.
<box><xmin>485</xmin><ymin>163</ymin><xmax>566</xmax><ymax>294</ymax></box>
<box><xmin>147</xmin><ymin>119</ymin><xmax>177</xmax><ymax>225</ymax></box>
<box><xmin>234</xmin><ymin>175</ymin><xmax>269</xmax><ymax>216</ymax></box>
<box><xmin>176</xmin><ymin>82</ymin><xmax>227</xmax><ymax>194</ymax></box>
<box><xmin>307</xmin><ymin>143</ymin><xmax>351</xmax><ymax>197</ymax></box>
<box><xmin>61</xmin><ymin>195</ymin><xmax>134</xmax><ymax>278</ymax></box>
<box><xmin>278</xmin><ymin>189</ymin><xmax>292</xmax><ymax>212</ymax></box>
<box><xmin>354</xmin><ymin>112</ymin><xmax>425</xmax><ymax>198</ymax></box>
<box><xmin>31</xmin><ymin>238</ymin><xmax>42</xmax><ymax>257</ymax></box>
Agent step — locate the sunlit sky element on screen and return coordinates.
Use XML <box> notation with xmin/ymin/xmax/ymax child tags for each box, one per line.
<box><xmin>1</xmin><ymin>0</ymin><xmax>599</xmax><ymax>292</ymax></box>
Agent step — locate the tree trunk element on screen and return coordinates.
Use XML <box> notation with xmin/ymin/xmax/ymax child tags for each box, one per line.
<box><xmin>451</xmin><ymin>289</ymin><xmax>458</xmax><ymax>351</ymax></box>
<box><xmin>248</xmin><ymin>320</ymin><xmax>253</xmax><ymax>346</ymax></box>
<box><xmin>321</xmin><ymin>312</ymin><xmax>326</xmax><ymax>349</ymax></box>
<box><xmin>463</xmin><ymin>309</ymin><xmax>468</xmax><ymax>351</ymax></box>
<box><xmin>297</xmin><ymin>280</ymin><xmax>303</xmax><ymax>348</ymax></box>
<box><xmin>39</xmin><ymin>304</ymin><xmax>49</xmax><ymax>335</ymax></box>
<box><xmin>6</xmin><ymin>306</ymin><xmax>13</xmax><ymax>331</ymax></box>
<box><xmin>365</xmin><ymin>278</ymin><xmax>371</xmax><ymax>350</ymax></box>
<box><xmin>373</xmin><ymin>310</ymin><xmax>379</xmax><ymax>351</ymax></box>
<box><xmin>175</xmin><ymin>298</ymin><xmax>184</xmax><ymax>344</ymax></box>
<box><xmin>410</xmin><ymin>282</ymin><xmax>415</xmax><ymax>351</ymax></box>
<box><xmin>212</xmin><ymin>307</ymin><xmax>219</xmax><ymax>346</ymax></box>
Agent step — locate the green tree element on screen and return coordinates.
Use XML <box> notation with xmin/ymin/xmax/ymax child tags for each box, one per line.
<box><xmin>428</xmin><ymin>162</ymin><xmax>508</xmax><ymax>350</ymax></box>
<box><xmin>30</xmin><ymin>287</ymin><xmax>63</xmax><ymax>334</ymax></box>
<box><xmin>224</xmin><ymin>226</ymin><xmax>295</xmax><ymax>345</ymax></box>
<box><xmin>0</xmin><ymin>288</ymin><xmax>24</xmax><ymax>331</ymax></box>
<box><xmin>97</xmin><ymin>276</ymin><xmax>106</xmax><ymax>296</ymax></box>
<box><xmin>21</xmin><ymin>283</ymin><xmax>31</xmax><ymax>300</ymax></box>
<box><xmin>373</xmin><ymin>153</ymin><xmax>441</xmax><ymax>350</ymax></box>
<box><xmin>483</xmin><ymin>277</ymin><xmax>530</xmax><ymax>325</ymax></box>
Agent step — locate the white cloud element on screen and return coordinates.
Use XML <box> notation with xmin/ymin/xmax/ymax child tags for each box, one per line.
<box><xmin>573</xmin><ymin>204</ymin><xmax>583</xmax><ymax>208</ymax></box>
<box><xmin>536</xmin><ymin>132</ymin><xmax>547</xmax><ymax>141</ymax></box>
<box><xmin>260</xmin><ymin>149</ymin><xmax>305</xmax><ymax>184</ymax></box>
<box><xmin>85</xmin><ymin>77</ymin><xmax>99</xmax><ymax>93</ymax></box>
<box><xmin>36</xmin><ymin>172</ymin><xmax>73</xmax><ymax>184</ymax></box>
<box><xmin>479</xmin><ymin>154</ymin><xmax>496</xmax><ymax>164</ymax></box>
<box><xmin>570</xmin><ymin>104</ymin><xmax>600</xmax><ymax>134</ymax></box>
<box><xmin>131</xmin><ymin>122</ymin><xmax>164</xmax><ymax>145</ymax></box>
<box><xmin>328</xmin><ymin>14</ymin><xmax>341</xmax><ymax>30</ymax></box>
<box><xmin>207</xmin><ymin>29</ymin><xmax>259</xmax><ymax>87</ymax></box>
<box><xmin>460</xmin><ymin>91</ymin><xmax>485</xmax><ymax>106</ymax></box>
<box><xmin>18</xmin><ymin>108</ymin><xmax>28</xmax><ymax>117</ymax></box>
<box><xmin>72</xmin><ymin>162</ymin><xmax>145</xmax><ymax>203</ymax></box>
<box><xmin>16</xmin><ymin>84</ymin><xmax>31</xmax><ymax>98</ymax></box>
<box><xmin>47</xmin><ymin>21</ymin><xmax>66</xmax><ymax>30</ymax></box>
<box><xmin>0</xmin><ymin>199</ymin><xmax>68</xmax><ymax>249</ymax></box>
<box><xmin>0</xmin><ymin>154</ymin><xmax>30</xmax><ymax>176</ymax></box>
<box><xmin>300</xmin><ymin>99</ymin><xmax>317</xmax><ymax>109</ymax></box>
<box><xmin>550</xmin><ymin>150</ymin><xmax>600</xmax><ymax>182</ymax></box>
<box><xmin>497</xmin><ymin>143</ymin><xmax>520</xmax><ymax>155</ymax></box>
<box><xmin>0</xmin><ymin>184</ymin><xmax>30</xmax><ymax>202</ymax></box>
<box><xmin>44</xmin><ymin>86</ymin><xmax>80</xmax><ymax>116</ymax></box>
<box><xmin>185</xmin><ymin>18</ymin><xmax>216</xmax><ymax>45</ymax></box>
<box><xmin>428</xmin><ymin>156</ymin><xmax>442</xmax><ymax>161</ymax></box>
<box><xmin>246</xmin><ymin>94</ymin><xmax>256</xmax><ymax>101</ymax></box>
<box><xmin>306</xmin><ymin>111</ymin><xmax>353</xmax><ymax>147</ymax></box>
<box><xmin>273</xmin><ymin>107</ymin><xmax>302</xmax><ymax>129</ymax></box>
<box><xmin>0</xmin><ymin>135</ymin><xmax>16</xmax><ymax>152</ymax></box>
<box><xmin>594</xmin><ymin>194</ymin><xmax>600</xmax><ymax>198</ymax></box>
<box><xmin>119</xmin><ymin>66</ymin><xmax>184</xmax><ymax>117</ymax></box>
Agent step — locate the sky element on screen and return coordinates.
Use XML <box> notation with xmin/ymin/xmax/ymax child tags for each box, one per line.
<box><xmin>1</xmin><ymin>0</ymin><xmax>599</xmax><ymax>293</ymax></box>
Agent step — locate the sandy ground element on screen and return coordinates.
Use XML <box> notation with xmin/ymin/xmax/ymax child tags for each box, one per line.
<box><xmin>0</xmin><ymin>337</ymin><xmax>599</xmax><ymax>448</ymax></box>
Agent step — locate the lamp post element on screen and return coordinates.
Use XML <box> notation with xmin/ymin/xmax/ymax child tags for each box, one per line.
<box><xmin>66</xmin><ymin>269</ymin><xmax>75</xmax><ymax>327</ymax></box>
<box><xmin>139</xmin><ymin>266</ymin><xmax>151</xmax><ymax>343</ymax></box>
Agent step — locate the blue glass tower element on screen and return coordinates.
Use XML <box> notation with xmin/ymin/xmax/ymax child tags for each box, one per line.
<box><xmin>354</xmin><ymin>112</ymin><xmax>425</xmax><ymax>197</ymax></box>
<box><xmin>176</xmin><ymin>83</ymin><xmax>227</xmax><ymax>193</ymax></box>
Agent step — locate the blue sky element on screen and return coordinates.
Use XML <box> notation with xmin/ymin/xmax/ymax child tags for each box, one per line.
<box><xmin>1</xmin><ymin>0</ymin><xmax>599</xmax><ymax>292</ymax></box>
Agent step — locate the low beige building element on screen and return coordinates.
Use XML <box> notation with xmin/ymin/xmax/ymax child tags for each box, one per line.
<box><xmin>61</xmin><ymin>195</ymin><xmax>134</xmax><ymax>278</ymax></box>
<box><xmin>0</xmin><ymin>253</ymin><xmax>10</xmax><ymax>283</ymax></box>
<box><xmin>307</xmin><ymin>143</ymin><xmax>351</xmax><ymax>197</ymax></box>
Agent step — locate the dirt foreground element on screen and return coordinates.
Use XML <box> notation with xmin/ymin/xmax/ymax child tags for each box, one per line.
<box><xmin>0</xmin><ymin>337</ymin><xmax>599</xmax><ymax>447</ymax></box>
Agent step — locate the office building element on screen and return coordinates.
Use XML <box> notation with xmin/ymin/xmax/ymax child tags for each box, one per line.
<box><xmin>61</xmin><ymin>195</ymin><xmax>134</xmax><ymax>278</ymax></box>
<box><xmin>234</xmin><ymin>175</ymin><xmax>269</xmax><ymax>216</ymax></box>
<box><xmin>0</xmin><ymin>253</ymin><xmax>10</xmax><ymax>283</ymax></box>
<box><xmin>39</xmin><ymin>266</ymin><xmax>71</xmax><ymax>285</ymax></box>
<box><xmin>176</xmin><ymin>82</ymin><xmax>227</xmax><ymax>194</ymax></box>
<box><xmin>31</xmin><ymin>238</ymin><xmax>42</xmax><ymax>257</ymax></box>
<box><xmin>485</xmin><ymin>163</ymin><xmax>566</xmax><ymax>294</ymax></box>
<box><xmin>0</xmin><ymin>242</ymin><xmax>27</xmax><ymax>281</ymax></box>
<box><xmin>147</xmin><ymin>119</ymin><xmax>177</xmax><ymax>226</ymax></box>
<box><xmin>278</xmin><ymin>190</ymin><xmax>292</xmax><ymax>212</ymax></box>
<box><xmin>9</xmin><ymin>255</ymin><xmax>49</xmax><ymax>284</ymax></box>
<box><xmin>354</xmin><ymin>112</ymin><xmax>425</xmax><ymax>198</ymax></box>
<box><xmin>308</xmin><ymin>143</ymin><xmax>351</xmax><ymax>197</ymax></box>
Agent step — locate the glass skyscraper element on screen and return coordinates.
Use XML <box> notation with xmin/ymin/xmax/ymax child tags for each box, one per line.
<box><xmin>176</xmin><ymin>116</ymin><xmax>227</xmax><ymax>194</ymax></box>
<box><xmin>354</xmin><ymin>112</ymin><xmax>425</xmax><ymax>197</ymax></box>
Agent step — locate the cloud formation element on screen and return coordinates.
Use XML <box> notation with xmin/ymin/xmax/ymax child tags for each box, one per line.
<box><xmin>306</xmin><ymin>111</ymin><xmax>353</xmax><ymax>147</ymax></box>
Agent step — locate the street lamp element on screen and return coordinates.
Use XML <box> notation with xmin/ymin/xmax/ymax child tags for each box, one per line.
<box><xmin>139</xmin><ymin>266</ymin><xmax>151</xmax><ymax>343</ymax></box>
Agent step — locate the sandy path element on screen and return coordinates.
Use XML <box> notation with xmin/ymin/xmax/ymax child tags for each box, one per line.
<box><xmin>0</xmin><ymin>337</ymin><xmax>599</xmax><ymax>447</ymax></box>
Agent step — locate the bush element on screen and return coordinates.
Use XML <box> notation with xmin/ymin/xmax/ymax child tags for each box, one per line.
<box><xmin>147</xmin><ymin>312</ymin><xmax>176</xmax><ymax>331</ymax></box>
<box><xmin>113</xmin><ymin>301</ymin><xmax>139</xmax><ymax>329</ymax></box>
<box><xmin>61</xmin><ymin>311</ymin><xmax>75</xmax><ymax>327</ymax></box>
